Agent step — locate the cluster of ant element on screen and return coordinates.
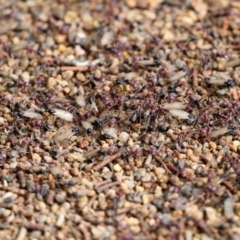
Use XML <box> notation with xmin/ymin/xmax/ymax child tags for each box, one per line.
<box><xmin>0</xmin><ymin>60</ymin><xmax>238</xmax><ymax>154</ymax></box>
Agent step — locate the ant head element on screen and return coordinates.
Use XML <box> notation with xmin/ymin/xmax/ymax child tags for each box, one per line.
<box><xmin>225</xmin><ymin>79</ymin><xmax>234</xmax><ymax>88</ymax></box>
<box><xmin>88</xmin><ymin>95</ymin><xmax>94</xmax><ymax>104</ymax></box>
<box><xmin>18</xmin><ymin>112</ymin><xmax>24</xmax><ymax>117</ymax></box>
<box><xmin>76</xmin><ymin>91</ymin><xmax>81</xmax><ymax>96</ymax></box>
<box><xmin>98</xmin><ymin>150</ymin><xmax>106</xmax><ymax>155</ymax></box>
<box><xmin>48</xmin><ymin>109</ymin><xmax>56</xmax><ymax>114</ymax></box>
<box><xmin>86</xmin><ymin>128</ymin><xmax>92</xmax><ymax>135</ymax></box>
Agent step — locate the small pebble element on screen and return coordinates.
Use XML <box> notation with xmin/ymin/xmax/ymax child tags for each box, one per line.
<box><xmin>56</xmin><ymin>212</ymin><xmax>65</xmax><ymax>228</ymax></box>
<box><xmin>2</xmin><ymin>192</ymin><xmax>17</xmax><ymax>203</ymax></box>
<box><xmin>113</xmin><ymin>163</ymin><xmax>122</xmax><ymax>172</ymax></box>
<box><xmin>127</xmin><ymin>217</ymin><xmax>139</xmax><ymax>225</ymax></box>
<box><xmin>50</xmin><ymin>166</ymin><xmax>63</xmax><ymax>177</ymax></box>
<box><xmin>55</xmin><ymin>193</ymin><xmax>66</xmax><ymax>204</ymax></box>
<box><xmin>55</xmin><ymin>34</ymin><xmax>66</xmax><ymax>44</ymax></box>
<box><xmin>142</xmin><ymin>194</ymin><xmax>149</xmax><ymax>204</ymax></box>
<box><xmin>62</xmin><ymin>70</ymin><xmax>74</xmax><ymax>80</ymax></box>
<box><xmin>118</xmin><ymin>132</ymin><xmax>130</xmax><ymax>143</ymax></box>
<box><xmin>58</xmin><ymin>44</ymin><xmax>66</xmax><ymax>52</ymax></box>
<box><xmin>9</xmin><ymin>162</ymin><xmax>18</xmax><ymax>170</ymax></box>
<box><xmin>47</xmin><ymin>77</ymin><xmax>57</xmax><ymax>88</ymax></box>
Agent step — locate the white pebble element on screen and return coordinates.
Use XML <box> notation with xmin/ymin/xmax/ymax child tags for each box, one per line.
<box><xmin>119</xmin><ymin>132</ymin><xmax>130</xmax><ymax>143</ymax></box>
<box><xmin>10</xmin><ymin>162</ymin><xmax>18</xmax><ymax>170</ymax></box>
<box><xmin>16</xmin><ymin>227</ymin><xmax>27</xmax><ymax>240</ymax></box>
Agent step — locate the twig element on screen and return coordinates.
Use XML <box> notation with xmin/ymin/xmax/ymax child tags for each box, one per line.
<box><xmin>194</xmin><ymin>219</ymin><xmax>212</xmax><ymax>236</ymax></box>
<box><xmin>224</xmin><ymin>45</ymin><xmax>240</xmax><ymax>50</ymax></box>
<box><xmin>140</xmin><ymin>217</ymin><xmax>153</xmax><ymax>240</ymax></box>
<box><xmin>60</xmin><ymin>66</ymin><xmax>89</xmax><ymax>72</ymax></box>
<box><xmin>95</xmin><ymin>179</ymin><xmax>112</xmax><ymax>188</ymax></box>
<box><xmin>95</xmin><ymin>181</ymin><xmax>121</xmax><ymax>193</ymax></box>
<box><xmin>79</xmin><ymin>223</ymin><xmax>91</xmax><ymax>240</ymax></box>
<box><xmin>193</xmin><ymin>65</ymin><xmax>198</xmax><ymax>87</ymax></box>
<box><xmin>93</xmin><ymin>150</ymin><xmax>123</xmax><ymax>171</ymax></box>
<box><xmin>29</xmin><ymin>146</ymin><xmax>34</xmax><ymax>163</ymax></box>
<box><xmin>16</xmin><ymin>227</ymin><xmax>27</xmax><ymax>240</ymax></box>
<box><xmin>178</xmin><ymin>218</ymin><xmax>185</xmax><ymax>240</ymax></box>
<box><xmin>155</xmin><ymin>155</ymin><xmax>171</xmax><ymax>174</ymax></box>
<box><xmin>24</xmin><ymin>222</ymin><xmax>45</xmax><ymax>231</ymax></box>
<box><xmin>84</xmin><ymin>162</ymin><xmax>96</xmax><ymax>171</ymax></box>
<box><xmin>221</xmin><ymin>180</ymin><xmax>236</xmax><ymax>193</ymax></box>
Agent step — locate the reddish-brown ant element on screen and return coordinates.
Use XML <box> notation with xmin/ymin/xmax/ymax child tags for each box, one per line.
<box><xmin>216</xmin><ymin>51</ymin><xmax>229</xmax><ymax>60</ymax></box>
<box><xmin>130</xmin><ymin>101</ymin><xmax>145</xmax><ymax>122</ymax></box>
<box><xmin>167</xmin><ymin>93</ymin><xmax>176</xmax><ymax>102</ymax></box>
<box><xmin>206</xmin><ymin>184</ymin><xmax>217</xmax><ymax>193</ymax></box>
<box><xmin>36</xmin><ymin>74</ymin><xmax>46</xmax><ymax>86</ymax></box>
<box><xmin>94</xmin><ymin>76</ymin><xmax>106</xmax><ymax>83</ymax></box>
<box><xmin>107</xmin><ymin>117</ymin><xmax>116</xmax><ymax>127</ymax></box>
<box><xmin>117</xmin><ymin>96</ymin><xmax>127</xmax><ymax>105</ymax></box>
<box><xmin>63</xmin><ymin>102</ymin><xmax>78</xmax><ymax>116</ymax></box>
<box><xmin>41</xmin><ymin>91</ymin><xmax>55</xmax><ymax>102</ymax></box>
<box><xmin>59</xmin><ymin>24</ymin><xmax>71</xmax><ymax>34</ymax></box>
<box><xmin>175</xmin><ymin>40</ymin><xmax>184</xmax><ymax>51</ymax></box>
<box><xmin>132</xmin><ymin>147</ymin><xmax>142</xmax><ymax>157</ymax></box>
<box><xmin>29</xmin><ymin>95</ymin><xmax>43</xmax><ymax>106</ymax></box>
<box><xmin>158</xmin><ymin>66</ymin><xmax>168</xmax><ymax>77</ymax></box>
<box><xmin>99</xmin><ymin>92</ymin><xmax>115</xmax><ymax>108</ymax></box>
<box><xmin>201</xmin><ymin>51</ymin><xmax>211</xmax><ymax>69</ymax></box>
<box><xmin>39</xmin><ymin>59</ymin><xmax>56</xmax><ymax>71</ymax></box>
<box><xmin>151</xmin><ymin>36</ymin><xmax>162</xmax><ymax>47</ymax></box>
<box><xmin>198</xmin><ymin>127</ymin><xmax>212</xmax><ymax>142</ymax></box>
<box><xmin>29</xmin><ymin>119</ymin><xmax>50</xmax><ymax>130</ymax></box>
<box><xmin>107</xmin><ymin>146</ymin><xmax>119</xmax><ymax>155</ymax></box>
<box><xmin>0</xmin><ymin>96</ymin><xmax>15</xmax><ymax>107</ymax></box>
<box><xmin>17</xmin><ymin>81</ymin><xmax>30</xmax><ymax>92</ymax></box>
<box><xmin>19</xmin><ymin>137</ymin><xmax>33</xmax><ymax>147</ymax></box>
<box><xmin>145</xmin><ymin>76</ymin><xmax>158</xmax><ymax>88</ymax></box>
